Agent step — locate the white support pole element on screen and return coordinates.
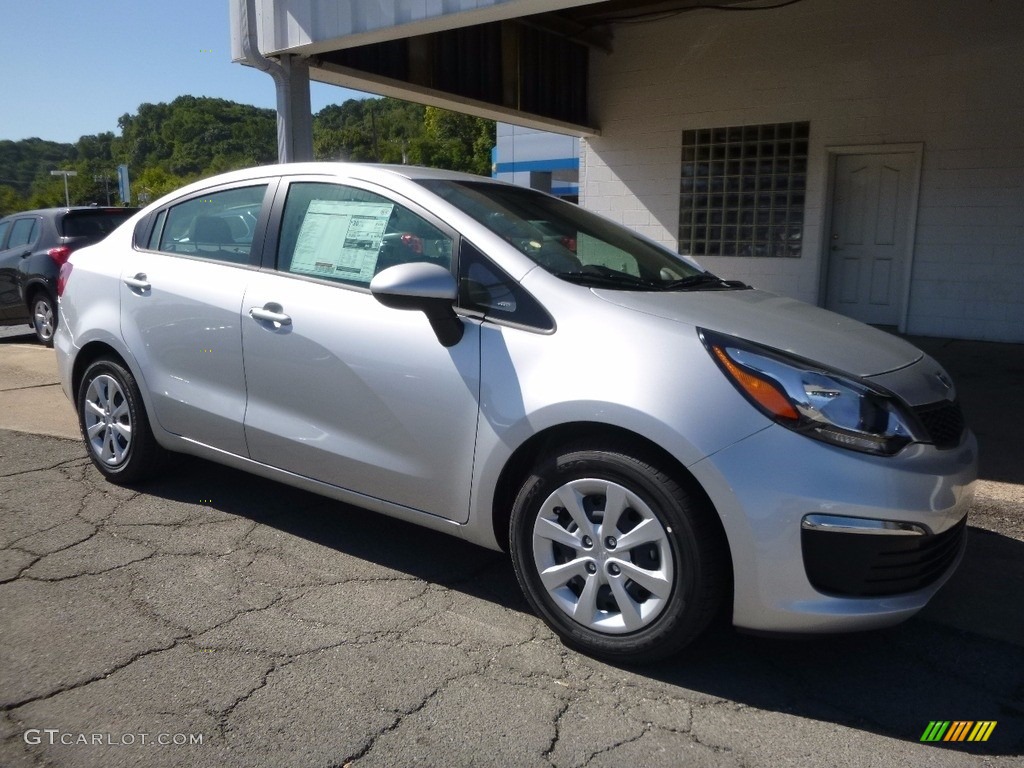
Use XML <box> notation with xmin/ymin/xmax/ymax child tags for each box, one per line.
<box><xmin>239</xmin><ymin>0</ymin><xmax>313</xmax><ymax>163</ymax></box>
<box><xmin>276</xmin><ymin>54</ymin><xmax>314</xmax><ymax>162</ymax></box>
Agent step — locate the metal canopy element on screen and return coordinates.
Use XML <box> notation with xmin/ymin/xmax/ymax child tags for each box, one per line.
<box><xmin>232</xmin><ymin>0</ymin><xmax>758</xmax><ymax>139</ymax></box>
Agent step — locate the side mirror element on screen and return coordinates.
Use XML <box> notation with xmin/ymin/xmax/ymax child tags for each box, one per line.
<box><xmin>369</xmin><ymin>262</ymin><xmax>465</xmax><ymax>347</ymax></box>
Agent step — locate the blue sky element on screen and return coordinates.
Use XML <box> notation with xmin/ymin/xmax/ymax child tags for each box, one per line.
<box><xmin>0</xmin><ymin>0</ymin><xmax>367</xmax><ymax>144</ymax></box>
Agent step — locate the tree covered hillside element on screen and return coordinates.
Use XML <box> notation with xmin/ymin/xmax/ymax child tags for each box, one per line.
<box><xmin>1</xmin><ymin>96</ymin><xmax>494</xmax><ymax>215</ymax></box>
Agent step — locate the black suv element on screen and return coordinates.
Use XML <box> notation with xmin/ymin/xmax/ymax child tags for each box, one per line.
<box><xmin>0</xmin><ymin>207</ymin><xmax>137</xmax><ymax>345</ymax></box>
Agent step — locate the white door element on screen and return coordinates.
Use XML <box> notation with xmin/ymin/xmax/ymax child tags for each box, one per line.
<box><xmin>825</xmin><ymin>153</ymin><xmax>916</xmax><ymax>325</ymax></box>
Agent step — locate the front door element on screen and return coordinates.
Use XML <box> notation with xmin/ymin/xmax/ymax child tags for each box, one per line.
<box><xmin>0</xmin><ymin>217</ymin><xmax>40</xmax><ymax>320</ymax></box>
<box><xmin>241</xmin><ymin>179</ymin><xmax>481</xmax><ymax>523</ymax></box>
<box><xmin>825</xmin><ymin>152</ymin><xmax>917</xmax><ymax>325</ymax></box>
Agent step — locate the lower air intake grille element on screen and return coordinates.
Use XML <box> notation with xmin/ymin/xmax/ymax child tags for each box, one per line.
<box><xmin>802</xmin><ymin>516</ymin><xmax>967</xmax><ymax>597</ymax></box>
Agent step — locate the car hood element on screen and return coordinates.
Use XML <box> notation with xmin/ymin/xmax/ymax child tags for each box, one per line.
<box><xmin>591</xmin><ymin>288</ymin><xmax>922</xmax><ymax>377</ymax></box>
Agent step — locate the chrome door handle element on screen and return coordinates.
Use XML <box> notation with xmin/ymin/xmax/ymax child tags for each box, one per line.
<box><xmin>123</xmin><ymin>273</ymin><xmax>151</xmax><ymax>291</ymax></box>
<box><xmin>249</xmin><ymin>304</ymin><xmax>292</xmax><ymax>327</ymax></box>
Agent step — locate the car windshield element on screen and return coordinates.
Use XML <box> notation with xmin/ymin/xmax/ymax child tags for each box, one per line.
<box><xmin>417</xmin><ymin>179</ymin><xmax>742</xmax><ymax>291</ymax></box>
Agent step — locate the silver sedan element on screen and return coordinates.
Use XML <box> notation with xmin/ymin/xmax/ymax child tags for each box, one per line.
<box><xmin>54</xmin><ymin>163</ymin><xmax>976</xmax><ymax>662</ymax></box>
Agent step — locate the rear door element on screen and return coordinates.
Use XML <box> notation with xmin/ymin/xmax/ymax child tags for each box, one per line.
<box><xmin>0</xmin><ymin>219</ymin><xmax>14</xmax><ymax>318</ymax></box>
<box><xmin>241</xmin><ymin>178</ymin><xmax>481</xmax><ymax>522</ymax></box>
<box><xmin>120</xmin><ymin>182</ymin><xmax>273</xmax><ymax>456</ymax></box>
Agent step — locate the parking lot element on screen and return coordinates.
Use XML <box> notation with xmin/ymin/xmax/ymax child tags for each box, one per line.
<box><xmin>1</xmin><ymin>327</ymin><xmax>1022</xmax><ymax>767</ymax></box>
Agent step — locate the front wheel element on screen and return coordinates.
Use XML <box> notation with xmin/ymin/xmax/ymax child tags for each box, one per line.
<box><xmin>77</xmin><ymin>357</ymin><xmax>167</xmax><ymax>484</ymax></box>
<box><xmin>510</xmin><ymin>442</ymin><xmax>729</xmax><ymax>663</ymax></box>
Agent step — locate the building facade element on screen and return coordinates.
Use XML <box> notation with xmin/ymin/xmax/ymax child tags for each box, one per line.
<box><xmin>580</xmin><ymin>0</ymin><xmax>1023</xmax><ymax>341</ymax></box>
<box><xmin>232</xmin><ymin>0</ymin><xmax>1024</xmax><ymax>342</ymax></box>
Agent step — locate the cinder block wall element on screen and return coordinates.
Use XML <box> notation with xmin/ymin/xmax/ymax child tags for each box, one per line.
<box><xmin>581</xmin><ymin>0</ymin><xmax>1023</xmax><ymax>342</ymax></box>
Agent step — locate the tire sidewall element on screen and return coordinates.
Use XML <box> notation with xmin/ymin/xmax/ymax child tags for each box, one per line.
<box><xmin>77</xmin><ymin>358</ymin><xmax>144</xmax><ymax>481</ymax></box>
<box><xmin>510</xmin><ymin>448</ymin><xmax>708</xmax><ymax>661</ymax></box>
<box><xmin>31</xmin><ymin>293</ymin><xmax>56</xmax><ymax>347</ymax></box>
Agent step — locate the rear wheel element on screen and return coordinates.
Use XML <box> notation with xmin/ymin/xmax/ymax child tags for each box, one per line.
<box><xmin>510</xmin><ymin>441</ymin><xmax>728</xmax><ymax>663</ymax></box>
<box><xmin>30</xmin><ymin>292</ymin><xmax>56</xmax><ymax>347</ymax></box>
<box><xmin>77</xmin><ymin>357</ymin><xmax>166</xmax><ymax>484</ymax></box>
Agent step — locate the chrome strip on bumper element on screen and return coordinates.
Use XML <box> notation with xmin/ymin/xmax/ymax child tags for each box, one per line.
<box><xmin>800</xmin><ymin>514</ymin><xmax>928</xmax><ymax>536</ymax></box>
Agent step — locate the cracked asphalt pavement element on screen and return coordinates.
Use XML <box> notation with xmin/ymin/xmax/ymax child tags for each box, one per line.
<box><xmin>1</xmin><ymin>332</ymin><xmax>1023</xmax><ymax>767</ymax></box>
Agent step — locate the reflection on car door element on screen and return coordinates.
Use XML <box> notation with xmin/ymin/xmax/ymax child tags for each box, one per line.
<box><xmin>241</xmin><ymin>180</ymin><xmax>481</xmax><ymax>523</ymax></box>
<box><xmin>121</xmin><ymin>254</ymin><xmax>251</xmax><ymax>455</ymax></box>
<box><xmin>241</xmin><ymin>274</ymin><xmax>481</xmax><ymax>522</ymax></box>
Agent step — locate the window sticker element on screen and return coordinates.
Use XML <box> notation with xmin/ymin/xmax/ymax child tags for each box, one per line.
<box><xmin>290</xmin><ymin>200</ymin><xmax>395</xmax><ymax>283</ymax></box>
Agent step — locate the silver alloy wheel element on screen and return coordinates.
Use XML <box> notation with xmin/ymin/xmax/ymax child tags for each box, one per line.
<box><xmin>83</xmin><ymin>374</ymin><xmax>133</xmax><ymax>466</ymax></box>
<box><xmin>33</xmin><ymin>297</ymin><xmax>54</xmax><ymax>341</ymax></box>
<box><xmin>531</xmin><ymin>478</ymin><xmax>675</xmax><ymax>634</ymax></box>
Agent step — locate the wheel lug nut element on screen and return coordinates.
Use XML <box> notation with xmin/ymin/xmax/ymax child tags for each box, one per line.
<box><xmin>581</xmin><ymin>535</ymin><xmax>593</xmax><ymax>548</ymax></box>
<box><xmin>608</xmin><ymin>563</ymin><xmax>621</xmax><ymax>576</ymax></box>
<box><xmin>585</xmin><ymin>562</ymin><xmax>597</xmax><ymax>574</ymax></box>
<box><xmin>605</xmin><ymin>536</ymin><xmax>616</xmax><ymax>549</ymax></box>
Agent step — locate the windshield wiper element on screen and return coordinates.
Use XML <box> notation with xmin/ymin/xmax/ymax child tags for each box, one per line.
<box><xmin>554</xmin><ymin>270</ymin><xmax>660</xmax><ymax>290</ymax></box>
<box><xmin>658</xmin><ymin>272</ymin><xmax>749</xmax><ymax>291</ymax></box>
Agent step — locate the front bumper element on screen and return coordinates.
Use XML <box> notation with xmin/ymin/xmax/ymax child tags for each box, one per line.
<box><xmin>690</xmin><ymin>423</ymin><xmax>977</xmax><ymax>633</ymax></box>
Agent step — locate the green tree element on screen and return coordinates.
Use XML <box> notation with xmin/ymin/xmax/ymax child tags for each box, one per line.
<box><xmin>0</xmin><ymin>138</ymin><xmax>76</xmax><ymax>207</ymax></box>
<box><xmin>0</xmin><ymin>94</ymin><xmax>497</xmax><ymax>216</ymax></box>
<box><xmin>314</xmin><ymin>97</ymin><xmax>426</xmax><ymax>163</ymax></box>
<box><xmin>312</xmin><ymin>97</ymin><xmax>494</xmax><ymax>174</ymax></box>
<box><xmin>421</xmin><ymin>107</ymin><xmax>494</xmax><ymax>175</ymax></box>
<box><xmin>117</xmin><ymin>96</ymin><xmax>276</xmax><ymax>178</ymax></box>
<box><xmin>134</xmin><ymin>166</ymin><xmax>190</xmax><ymax>204</ymax></box>
<box><xmin>0</xmin><ymin>185</ymin><xmax>26</xmax><ymax>216</ymax></box>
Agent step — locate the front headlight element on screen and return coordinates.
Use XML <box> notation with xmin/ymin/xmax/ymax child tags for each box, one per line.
<box><xmin>699</xmin><ymin>329</ymin><xmax>924</xmax><ymax>456</ymax></box>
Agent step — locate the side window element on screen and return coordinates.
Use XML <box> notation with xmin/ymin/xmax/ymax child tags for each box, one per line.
<box><xmin>458</xmin><ymin>241</ymin><xmax>553</xmax><ymax>331</ymax></box>
<box><xmin>278</xmin><ymin>182</ymin><xmax>453</xmax><ymax>287</ymax></box>
<box><xmin>146</xmin><ymin>210</ymin><xmax>167</xmax><ymax>250</ymax></box>
<box><xmin>156</xmin><ymin>185</ymin><xmax>267</xmax><ymax>264</ymax></box>
<box><xmin>0</xmin><ymin>221</ymin><xmax>11</xmax><ymax>249</ymax></box>
<box><xmin>8</xmin><ymin>218</ymin><xmax>40</xmax><ymax>249</ymax></box>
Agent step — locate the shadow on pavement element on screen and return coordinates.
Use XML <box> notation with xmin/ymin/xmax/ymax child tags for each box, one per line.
<box><xmin>136</xmin><ymin>454</ymin><xmax>1024</xmax><ymax>756</ymax></box>
<box><xmin>648</xmin><ymin>525</ymin><xmax>1024</xmax><ymax>756</ymax></box>
<box><xmin>0</xmin><ymin>331</ymin><xmax>39</xmax><ymax>345</ymax></box>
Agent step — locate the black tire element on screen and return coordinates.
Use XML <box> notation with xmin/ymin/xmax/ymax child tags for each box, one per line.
<box><xmin>510</xmin><ymin>441</ymin><xmax>729</xmax><ymax>664</ymax></box>
<box><xmin>30</xmin><ymin>291</ymin><xmax>56</xmax><ymax>347</ymax></box>
<box><xmin>77</xmin><ymin>357</ymin><xmax>167</xmax><ymax>484</ymax></box>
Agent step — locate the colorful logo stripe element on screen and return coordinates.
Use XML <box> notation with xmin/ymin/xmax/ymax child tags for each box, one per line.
<box><xmin>921</xmin><ymin>721</ymin><xmax>996</xmax><ymax>743</ymax></box>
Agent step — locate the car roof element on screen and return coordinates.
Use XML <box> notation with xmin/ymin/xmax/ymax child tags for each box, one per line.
<box><xmin>159</xmin><ymin>162</ymin><xmax>505</xmax><ymax>198</ymax></box>
<box><xmin>268</xmin><ymin>162</ymin><xmax>493</xmax><ymax>182</ymax></box>
<box><xmin>0</xmin><ymin>207</ymin><xmax>137</xmax><ymax>221</ymax></box>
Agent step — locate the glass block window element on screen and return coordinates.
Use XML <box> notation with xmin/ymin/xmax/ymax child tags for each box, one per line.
<box><xmin>679</xmin><ymin>122</ymin><xmax>809</xmax><ymax>258</ymax></box>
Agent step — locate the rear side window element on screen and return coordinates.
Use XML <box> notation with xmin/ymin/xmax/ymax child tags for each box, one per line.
<box><xmin>8</xmin><ymin>218</ymin><xmax>39</xmax><ymax>249</ymax></box>
<box><xmin>0</xmin><ymin>221</ymin><xmax>10</xmax><ymax>248</ymax></box>
<box><xmin>277</xmin><ymin>182</ymin><xmax>453</xmax><ymax>288</ymax></box>
<box><xmin>146</xmin><ymin>210</ymin><xmax>167</xmax><ymax>250</ymax></box>
<box><xmin>61</xmin><ymin>211</ymin><xmax>134</xmax><ymax>239</ymax></box>
<box><xmin>156</xmin><ymin>185</ymin><xmax>267</xmax><ymax>264</ymax></box>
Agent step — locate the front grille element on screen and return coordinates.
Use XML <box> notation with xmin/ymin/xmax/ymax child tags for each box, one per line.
<box><xmin>802</xmin><ymin>516</ymin><xmax>967</xmax><ymax>597</ymax></box>
<box><xmin>914</xmin><ymin>400</ymin><xmax>965</xmax><ymax>449</ymax></box>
